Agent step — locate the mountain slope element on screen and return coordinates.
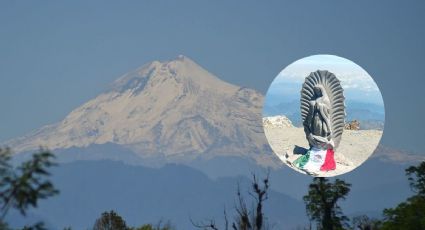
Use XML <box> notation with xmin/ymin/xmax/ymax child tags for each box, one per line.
<box><xmin>5</xmin><ymin>56</ymin><xmax>425</xmax><ymax>230</ymax></box>
<box><xmin>8</xmin><ymin>160</ymin><xmax>307</xmax><ymax>230</ymax></box>
<box><xmin>6</xmin><ymin>55</ymin><xmax>272</xmax><ymax>164</ymax></box>
<box><xmin>5</xmin><ymin>55</ymin><xmax>421</xmax><ymax>168</ymax></box>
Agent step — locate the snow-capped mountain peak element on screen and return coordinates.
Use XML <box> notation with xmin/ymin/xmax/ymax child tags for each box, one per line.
<box><xmin>6</xmin><ymin>56</ymin><xmax>270</xmax><ymax>164</ymax></box>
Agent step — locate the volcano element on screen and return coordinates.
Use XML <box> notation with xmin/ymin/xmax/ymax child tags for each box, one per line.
<box><xmin>6</xmin><ymin>55</ymin><xmax>274</xmax><ymax>164</ymax></box>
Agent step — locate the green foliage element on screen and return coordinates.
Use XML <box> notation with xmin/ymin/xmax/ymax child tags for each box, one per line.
<box><xmin>93</xmin><ymin>211</ymin><xmax>174</xmax><ymax>230</ymax></box>
<box><xmin>0</xmin><ymin>148</ymin><xmax>58</xmax><ymax>226</ymax></box>
<box><xmin>21</xmin><ymin>222</ymin><xmax>47</xmax><ymax>230</ymax></box>
<box><xmin>380</xmin><ymin>196</ymin><xmax>425</xmax><ymax>230</ymax></box>
<box><xmin>405</xmin><ymin>161</ymin><xmax>425</xmax><ymax>196</ymax></box>
<box><xmin>130</xmin><ymin>221</ymin><xmax>174</xmax><ymax>230</ymax></box>
<box><xmin>351</xmin><ymin>215</ymin><xmax>381</xmax><ymax>230</ymax></box>
<box><xmin>131</xmin><ymin>226</ymin><xmax>153</xmax><ymax>230</ymax></box>
<box><xmin>303</xmin><ymin>177</ymin><xmax>351</xmax><ymax>230</ymax></box>
<box><xmin>93</xmin><ymin>210</ymin><xmax>129</xmax><ymax>230</ymax></box>
<box><xmin>0</xmin><ymin>220</ymin><xmax>9</xmax><ymax>230</ymax></box>
<box><xmin>380</xmin><ymin>161</ymin><xmax>425</xmax><ymax>230</ymax></box>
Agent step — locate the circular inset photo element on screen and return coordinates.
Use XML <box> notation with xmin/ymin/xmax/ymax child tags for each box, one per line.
<box><xmin>263</xmin><ymin>55</ymin><xmax>384</xmax><ymax>177</ymax></box>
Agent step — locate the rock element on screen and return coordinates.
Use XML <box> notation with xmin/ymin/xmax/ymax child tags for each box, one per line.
<box><xmin>262</xmin><ymin>115</ymin><xmax>293</xmax><ymax>128</ymax></box>
<box><xmin>264</xmin><ymin>125</ymin><xmax>383</xmax><ymax>177</ymax></box>
<box><xmin>345</xmin><ymin>120</ymin><xmax>360</xmax><ymax>130</ymax></box>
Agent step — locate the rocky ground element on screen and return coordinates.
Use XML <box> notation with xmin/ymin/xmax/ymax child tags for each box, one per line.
<box><xmin>264</xmin><ymin>124</ymin><xmax>383</xmax><ymax>177</ymax></box>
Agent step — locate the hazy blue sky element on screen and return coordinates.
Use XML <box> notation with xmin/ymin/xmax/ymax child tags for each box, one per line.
<box><xmin>265</xmin><ymin>54</ymin><xmax>384</xmax><ymax>106</ymax></box>
<box><xmin>1</xmin><ymin>0</ymin><xmax>424</xmax><ymax>153</ymax></box>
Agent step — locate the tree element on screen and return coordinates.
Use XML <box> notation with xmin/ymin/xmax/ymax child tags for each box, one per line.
<box><xmin>0</xmin><ymin>147</ymin><xmax>59</xmax><ymax>229</ymax></box>
<box><xmin>192</xmin><ymin>174</ymin><xmax>271</xmax><ymax>230</ymax></box>
<box><xmin>130</xmin><ymin>221</ymin><xmax>174</xmax><ymax>230</ymax></box>
<box><xmin>351</xmin><ymin>215</ymin><xmax>381</xmax><ymax>230</ymax></box>
<box><xmin>92</xmin><ymin>210</ymin><xmax>174</xmax><ymax>230</ymax></box>
<box><xmin>380</xmin><ymin>161</ymin><xmax>425</xmax><ymax>230</ymax></box>
<box><xmin>303</xmin><ymin>177</ymin><xmax>351</xmax><ymax>230</ymax></box>
<box><xmin>405</xmin><ymin>161</ymin><xmax>425</xmax><ymax>196</ymax></box>
<box><xmin>93</xmin><ymin>210</ymin><xmax>128</xmax><ymax>230</ymax></box>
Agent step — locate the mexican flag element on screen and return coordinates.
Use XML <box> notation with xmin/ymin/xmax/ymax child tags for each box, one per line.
<box><xmin>293</xmin><ymin>147</ymin><xmax>336</xmax><ymax>173</ymax></box>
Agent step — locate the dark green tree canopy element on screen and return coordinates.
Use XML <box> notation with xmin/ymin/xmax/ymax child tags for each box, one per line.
<box><xmin>406</xmin><ymin>161</ymin><xmax>425</xmax><ymax>196</ymax></box>
<box><xmin>93</xmin><ymin>210</ymin><xmax>128</xmax><ymax>230</ymax></box>
<box><xmin>92</xmin><ymin>210</ymin><xmax>175</xmax><ymax>230</ymax></box>
<box><xmin>351</xmin><ymin>215</ymin><xmax>382</xmax><ymax>230</ymax></box>
<box><xmin>303</xmin><ymin>177</ymin><xmax>351</xmax><ymax>230</ymax></box>
<box><xmin>130</xmin><ymin>221</ymin><xmax>174</xmax><ymax>230</ymax></box>
<box><xmin>380</xmin><ymin>161</ymin><xmax>425</xmax><ymax>230</ymax></box>
<box><xmin>0</xmin><ymin>148</ymin><xmax>58</xmax><ymax>229</ymax></box>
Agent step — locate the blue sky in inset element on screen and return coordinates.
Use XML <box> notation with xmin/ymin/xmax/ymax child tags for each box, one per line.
<box><xmin>265</xmin><ymin>55</ymin><xmax>384</xmax><ymax>106</ymax></box>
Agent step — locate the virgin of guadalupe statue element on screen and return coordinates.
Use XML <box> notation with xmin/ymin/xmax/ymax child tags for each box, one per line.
<box><xmin>304</xmin><ymin>85</ymin><xmax>334</xmax><ymax>150</ymax></box>
<box><xmin>293</xmin><ymin>70</ymin><xmax>345</xmax><ymax>174</ymax></box>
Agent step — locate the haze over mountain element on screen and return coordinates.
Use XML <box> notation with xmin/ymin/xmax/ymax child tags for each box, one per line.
<box><xmin>5</xmin><ymin>55</ymin><xmax>420</xmax><ymax>168</ymax></box>
<box><xmin>6</xmin><ymin>55</ymin><xmax>274</xmax><ymax>165</ymax></box>
<box><xmin>5</xmin><ymin>55</ymin><xmax>425</xmax><ymax>229</ymax></box>
<box><xmin>8</xmin><ymin>161</ymin><xmax>307</xmax><ymax>230</ymax></box>
<box><xmin>263</xmin><ymin>99</ymin><xmax>385</xmax><ymax>129</ymax></box>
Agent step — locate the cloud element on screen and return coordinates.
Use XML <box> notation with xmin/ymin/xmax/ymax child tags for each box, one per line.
<box><xmin>274</xmin><ymin>55</ymin><xmax>380</xmax><ymax>93</ymax></box>
<box><xmin>266</xmin><ymin>55</ymin><xmax>385</xmax><ymax>106</ymax></box>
